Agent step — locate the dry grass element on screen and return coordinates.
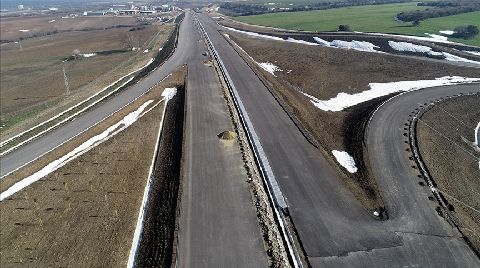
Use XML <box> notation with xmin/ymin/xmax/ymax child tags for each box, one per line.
<box><xmin>1</xmin><ymin>22</ymin><xmax>175</xmax><ymax>139</ymax></box>
<box><xmin>417</xmin><ymin>95</ymin><xmax>480</xmax><ymax>253</ymax></box>
<box><xmin>0</xmin><ymin>16</ymin><xmax>139</xmax><ymax>42</ymax></box>
<box><xmin>0</xmin><ymin>66</ymin><xmax>187</xmax><ymax>267</ymax></box>
<box><xmin>227</xmin><ymin>30</ymin><xmax>479</xmax><ymax>210</ymax></box>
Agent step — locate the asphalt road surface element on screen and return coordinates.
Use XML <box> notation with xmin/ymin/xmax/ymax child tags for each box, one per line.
<box><xmin>3</xmin><ymin>9</ymin><xmax>480</xmax><ymax>267</ymax></box>
<box><xmin>1</xmin><ymin>11</ymin><xmax>268</xmax><ymax>267</ymax></box>
<box><xmin>176</xmin><ymin>13</ymin><xmax>267</xmax><ymax>267</ymax></box>
<box><xmin>0</xmin><ymin>22</ymin><xmax>191</xmax><ymax>178</ymax></box>
<box><xmin>198</xmin><ymin>13</ymin><xmax>480</xmax><ymax>267</ymax></box>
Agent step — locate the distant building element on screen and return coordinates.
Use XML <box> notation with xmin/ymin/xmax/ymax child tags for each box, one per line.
<box><xmin>17</xmin><ymin>4</ymin><xmax>24</xmax><ymax>10</ymax></box>
<box><xmin>140</xmin><ymin>10</ymin><xmax>156</xmax><ymax>14</ymax></box>
<box><xmin>49</xmin><ymin>7</ymin><xmax>59</xmax><ymax>11</ymax></box>
<box><xmin>83</xmin><ymin>11</ymin><xmax>107</xmax><ymax>16</ymax></box>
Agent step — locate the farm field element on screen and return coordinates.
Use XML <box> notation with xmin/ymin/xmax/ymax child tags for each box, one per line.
<box><xmin>0</xmin><ymin>66</ymin><xmax>186</xmax><ymax>267</ymax></box>
<box><xmin>225</xmin><ymin>29</ymin><xmax>480</xmax><ymax>209</ymax></box>
<box><xmin>0</xmin><ymin>17</ymin><xmax>175</xmax><ymax>139</ymax></box>
<box><xmin>417</xmin><ymin>95</ymin><xmax>480</xmax><ymax>253</ymax></box>
<box><xmin>235</xmin><ymin>3</ymin><xmax>480</xmax><ymax>46</ymax></box>
<box><xmin>0</xmin><ymin>16</ymin><xmax>139</xmax><ymax>42</ymax></box>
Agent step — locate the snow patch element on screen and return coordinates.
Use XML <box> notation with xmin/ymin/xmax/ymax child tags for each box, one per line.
<box><xmin>143</xmin><ymin>49</ymin><xmax>149</xmax><ymax>53</ymax></box>
<box><xmin>162</xmin><ymin>87</ymin><xmax>177</xmax><ymax>102</ymax></box>
<box><xmin>158</xmin><ymin>47</ymin><xmax>163</xmax><ymax>52</ymax></box>
<box><xmin>307</xmin><ymin>76</ymin><xmax>480</xmax><ymax>112</ymax></box>
<box><xmin>464</xmin><ymin>51</ymin><xmax>480</xmax><ymax>57</ymax></box>
<box><xmin>426</xmin><ymin>33</ymin><xmax>448</xmax><ymax>42</ymax></box>
<box><xmin>81</xmin><ymin>53</ymin><xmax>97</xmax><ymax>58</ymax></box>
<box><xmin>442</xmin><ymin>52</ymin><xmax>480</xmax><ymax>64</ymax></box>
<box><xmin>439</xmin><ymin>30</ymin><xmax>454</xmax><ymax>35</ymax></box>
<box><xmin>0</xmin><ymin>100</ymin><xmax>154</xmax><ymax>201</ymax></box>
<box><xmin>332</xmin><ymin>150</ymin><xmax>357</xmax><ymax>173</ymax></box>
<box><xmin>19</xmin><ymin>29</ymin><xmax>30</xmax><ymax>32</ymax></box>
<box><xmin>286</xmin><ymin>37</ymin><xmax>318</xmax><ymax>46</ymax></box>
<box><xmin>358</xmin><ymin>32</ymin><xmax>456</xmax><ymax>44</ymax></box>
<box><xmin>258</xmin><ymin>62</ymin><xmax>282</xmax><ymax>76</ymax></box>
<box><xmin>314</xmin><ymin>37</ymin><xmax>381</xmax><ymax>52</ymax></box>
<box><xmin>225</xmin><ymin>27</ymin><xmax>284</xmax><ymax>41</ymax></box>
<box><xmin>388</xmin><ymin>41</ymin><xmax>440</xmax><ymax>55</ymax></box>
<box><xmin>388</xmin><ymin>41</ymin><xmax>480</xmax><ymax>65</ymax></box>
<box><xmin>48</xmin><ymin>19</ymin><xmax>56</xmax><ymax>23</ymax></box>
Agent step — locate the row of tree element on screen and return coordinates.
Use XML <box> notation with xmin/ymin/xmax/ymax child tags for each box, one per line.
<box><xmin>220</xmin><ymin>0</ymin><xmax>409</xmax><ymax>17</ymax></box>
<box><xmin>397</xmin><ymin>2</ymin><xmax>480</xmax><ymax>22</ymax></box>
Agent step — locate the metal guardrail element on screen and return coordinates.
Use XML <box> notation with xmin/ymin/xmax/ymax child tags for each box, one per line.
<box><xmin>194</xmin><ymin>15</ymin><xmax>302</xmax><ymax>268</ymax></box>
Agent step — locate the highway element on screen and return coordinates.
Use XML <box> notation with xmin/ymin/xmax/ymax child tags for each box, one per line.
<box><xmin>198</xmin><ymin>13</ymin><xmax>480</xmax><ymax>267</ymax></box>
<box><xmin>1</xmin><ymin>11</ymin><xmax>269</xmax><ymax>267</ymax></box>
<box><xmin>2</xmin><ymin>8</ymin><xmax>480</xmax><ymax>267</ymax></box>
<box><xmin>176</xmin><ymin>13</ymin><xmax>268</xmax><ymax>267</ymax></box>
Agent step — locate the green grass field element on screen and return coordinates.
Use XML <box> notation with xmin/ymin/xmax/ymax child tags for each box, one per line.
<box><xmin>235</xmin><ymin>2</ymin><xmax>480</xmax><ymax>46</ymax></box>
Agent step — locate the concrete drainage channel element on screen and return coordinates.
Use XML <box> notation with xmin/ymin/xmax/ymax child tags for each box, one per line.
<box><xmin>195</xmin><ymin>14</ymin><xmax>304</xmax><ymax>268</ymax></box>
<box><xmin>129</xmin><ymin>86</ymin><xmax>185</xmax><ymax>267</ymax></box>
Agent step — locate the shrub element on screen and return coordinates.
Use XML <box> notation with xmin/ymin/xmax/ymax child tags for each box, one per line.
<box><xmin>452</xmin><ymin>25</ymin><xmax>479</xmax><ymax>39</ymax></box>
<box><xmin>338</xmin><ymin>25</ymin><xmax>351</xmax><ymax>31</ymax></box>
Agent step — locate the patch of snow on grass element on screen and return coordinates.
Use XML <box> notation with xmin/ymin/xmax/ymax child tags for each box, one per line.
<box><xmin>225</xmin><ymin>27</ymin><xmax>284</xmax><ymax>41</ymax></box>
<box><xmin>162</xmin><ymin>87</ymin><xmax>177</xmax><ymax>102</ymax></box>
<box><xmin>442</xmin><ymin>52</ymin><xmax>480</xmax><ymax>64</ymax></box>
<box><xmin>48</xmin><ymin>19</ymin><xmax>56</xmax><ymax>23</ymax></box>
<box><xmin>19</xmin><ymin>29</ymin><xmax>30</xmax><ymax>32</ymax></box>
<box><xmin>286</xmin><ymin>37</ymin><xmax>318</xmax><ymax>46</ymax></box>
<box><xmin>388</xmin><ymin>41</ymin><xmax>441</xmax><ymax>55</ymax></box>
<box><xmin>310</xmin><ymin>76</ymin><xmax>480</xmax><ymax>112</ymax></box>
<box><xmin>464</xmin><ymin>51</ymin><xmax>480</xmax><ymax>56</ymax></box>
<box><xmin>313</xmin><ymin>37</ymin><xmax>380</xmax><ymax>52</ymax></box>
<box><xmin>332</xmin><ymin>150</ymin><xmax>357</xmax><ymax>173</ymax></box>
<box><xmin>359</xmin><ymin>32</ymin><xmax>456</xmax><ymax>44</ymax></box>
<box><xmin>258</xmin><ymin>62</ymin><xmax>282</xmax><ymax>76</ymax></box>
<box><xmin>331</xmin><ymin>40</ymin><xmax>380</xmax><ymax>52</ymax></box>
<box><xmin>426</xmin><ymin>33</ymin><xmax>449</xmax><ymax>42</ymax></box>
<box><xmin>388</xmin><ymin>41</ymin><xmax>480</xmax><ymax>65</ymax></box>
<box><xmin>81</xmin><ymin>53</ymin><xmax>97</xmax><ymax>58</ymax></box>
<box><xmin>0</xmin><ymin>100</ymin><xmax>154</xmax><ymax>201</ymax></box>
<box><xmin>439</xmin><ymin>30</ymin><xmax>454</xmax><ymax>35</ymax></box>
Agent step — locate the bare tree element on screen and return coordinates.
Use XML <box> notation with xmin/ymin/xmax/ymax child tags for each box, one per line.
<box><xmin>72</xmin><ymin>49</ymin><xmax>81</xmax><ymax>59</ymax></box>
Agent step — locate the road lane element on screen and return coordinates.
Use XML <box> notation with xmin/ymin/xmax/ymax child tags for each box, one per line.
<box><xmin>198</xmin><ymin>13</ymin><xmax>480</xmax><ymax>267</ymax></box>
<box><xmin>0</xmin><ymin>16</ymin><xmax>195</xmax><ymax>177</ymax></box>
<box><xmin>177</xmin><ymin>17</ymin><xmax>267</xmax><ymax>267</ymax></box>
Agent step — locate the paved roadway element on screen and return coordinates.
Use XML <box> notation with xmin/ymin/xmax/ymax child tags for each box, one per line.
<box><xmin>176</xmin><ymin>13</ymin><xmax>267</xmax><ymax>267</ymax></box>
<box><xmin>1</xmin><ymin>11</ymin><xmax>268</xmax><ymax>267</ymax></box>
<box><xmin>198</xmin><ymin>13</ymin><xmax>480</xmax><ymax>267</ymax></box>
<box><xmin>0</xmin><ymin>15</ymin><xmax>194</xmax><ymax>177</ymax></box>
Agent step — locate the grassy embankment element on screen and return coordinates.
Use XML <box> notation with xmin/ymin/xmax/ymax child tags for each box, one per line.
<box><xmin>0</xmin><ymin>65</ymin><xmax>187</xmax><ymax>267</ymax></box>
<box><xmin>235</xmin><ymin>2</ymin><xmax>480</xmax><ymax>46</ymax></box>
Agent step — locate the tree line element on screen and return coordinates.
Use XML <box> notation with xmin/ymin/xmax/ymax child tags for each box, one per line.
<box><xmin>220</xmin><ymin>0</ymin><xmax>409</xmax><ymax>17</ymax></box>
<box><xmin>396</xmin><ymin>1</ymin><xmax>480</xmax><ymax>22</ymax></box>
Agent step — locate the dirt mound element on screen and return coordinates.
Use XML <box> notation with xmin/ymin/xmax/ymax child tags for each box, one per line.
<box><xmin>217</xmin><ymin>130</ymin><xmax>236</xmax><ymax>140</ymax></box>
